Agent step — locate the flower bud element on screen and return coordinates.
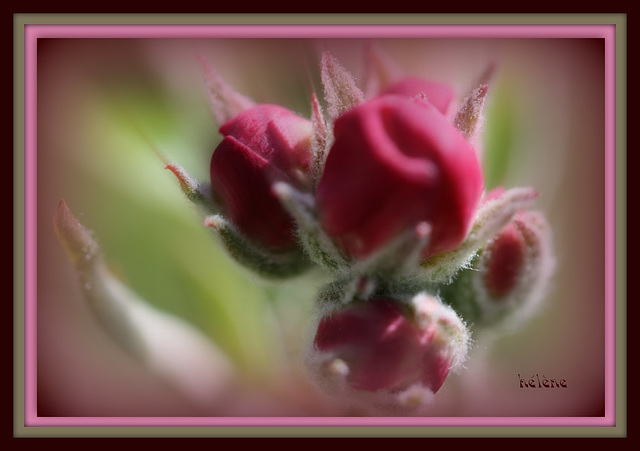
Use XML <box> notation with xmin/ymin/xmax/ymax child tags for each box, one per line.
<box><xmin>481</xmin><ymin>219</ymin><xmax>527</xmax><ymax>298</ymax></box>
<box><xmin>307</xmin><ymin>293</ymin><xmax>469</xmax><ymax>408</ymax></box>
<box><xmin>418</xmin><ymin>186</ymin><xmax>539</xmax><ymax>285</ymax></box>
<box><xmin>209</xmin><ymin>104</ymin><xmax>313</xmax><ymax>252</ymax></box>
<box><xmin>478</xmin><ymin>210</ymin><xmax>554</xmax><ymax>305</ymax></box>
<box><xmin>439</xmin><ymin>206</ymin><xmax>554</xmax><ymax>331</ymax></box>
<box><xmin>315</xmin><ymin>94</ymin><xmax>484</xmax><ymax>261</ymax></box>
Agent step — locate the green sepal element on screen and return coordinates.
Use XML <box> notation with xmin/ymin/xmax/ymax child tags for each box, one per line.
<box><xmin>166</xmin><ymin>163</ymin><xmax>219</xmax><ymax>214</ymax></box>
<box><xmin>420</xmin><ymin>187</ymin><xmax>539</xmax><ymax>284</ymax></box>
<box><xmin>204</xmin><ymin>214</ymin><xmax>312</xmax><ymax>279</ymax></box>
<box><xmin>272</xmin><ymin>181</ymin><xmax>351</xmax><ymax>274</ymax></box>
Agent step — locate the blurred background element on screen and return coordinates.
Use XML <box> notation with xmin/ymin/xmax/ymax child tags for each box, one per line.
<box><xmin>35</xmin><ymin>37</ymin><xmax>606</xmax><ymax>417</ymax></box>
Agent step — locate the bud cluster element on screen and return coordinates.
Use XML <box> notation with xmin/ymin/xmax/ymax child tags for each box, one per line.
<box><xmin>167</xmin><ymin>45</ymin><xmax>555</xmax><ymax>412</ymax></box>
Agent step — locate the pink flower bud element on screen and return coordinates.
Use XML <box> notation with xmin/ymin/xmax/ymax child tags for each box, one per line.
<box><xmin>481</xmin><ymin>220</ymin><xmax>527</xmax><ymax>298</ymax></box>
<box><xmin>315</xmin><ymin>94</ymin><xmax>484</xmax><ymax>260</ymax></box>
<box><xmin>210</xmin><ymin>104</ymin><xmax>313</xmax><ymax>251</ymax></box>
<box><xmin>311</xmin><ymin>295</ymin><xmax>468</xmax><ymax>395</ymax></box>
<box><xmin>480</xmin><ymin>210</ymin><xmax>553</xmax><ymax>300</ymax></box>
<box><xmin>380</xmin><ymin>77</ymin><xmax>455</xmax><ymax>115</ymax></box>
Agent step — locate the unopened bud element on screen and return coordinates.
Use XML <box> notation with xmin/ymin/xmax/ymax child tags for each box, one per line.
<box><xmin>306</xmin><ymin>292</ymin><xmax>470</xmax><ymax>412</ymax></box>
<box><xmin>475</xmin><ymin>210</ymin><xmax>555</xmax><ymax>324</ymax></box>
<box><xmin>439</xmin><ymin>207</ymin><xmax>555</xmax><ymax>331</ymax></box>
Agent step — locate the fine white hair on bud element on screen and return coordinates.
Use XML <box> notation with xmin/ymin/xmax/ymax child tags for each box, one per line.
<box><xmin>420</xmin><ymin>187</ymin><xmax>539</xmax><ymax>284</ymax></box>
<box><xmin>320</xmin><ymin>51</ymin><xmax>365</xmax><ymax>123</ymax></box>
<box><xmin>310</xmin><ymin>92</ymin><xmax>330</xmax><ymax>187</ymax></box>
<box><xmin>165</xmin><ymin>163</ymin><xmax>219</xmax><ymax>214</ymax></box>
<box><xmin>410</xmin><ymin>293</ymin><xmax>471</xmax><ymax>372</ymax></box>
<box><xmin>304</xmin><ymin>287</ymin><xmax>471</xmax><ymax>414</ymax></box>
<box><xmin>453</xmin><ymin>83</ymin><xmax>489</xmax><ymax>140</ymax></box>
<box><xmin>472</xmin><ymin>210</ymin><xmax>556</xmax><ymax>332</ymax></box>
<box><xmin>272</xmin><ymin>181</ymin><xmax>351</xmax><ymax>274</ymax></box>
<box><xmin>203</xmin><ymin>213</ymin><xmax>311</xmax><ymax>279</ymax></box>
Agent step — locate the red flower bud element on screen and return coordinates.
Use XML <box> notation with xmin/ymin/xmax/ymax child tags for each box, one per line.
<box><xmin>311</xmin><ymin>295</ymin><xmax>467</xmax><ymax>394</ymax></box>
<box><xmin>210</xmin><ymin>105</ymin><xmax>313</xmax><ymax>251</ymax></box>
<box><xmin>380</xmin><ymin>77</ymin><xmax>455</xmax><ymax>115</ymax></box>
<box><xmin>315</xmin><ymin>94</ymin><xmax>484</xmax><ymax>260</ymax></box>
<box><xmin>480</xmin><ymin>210</ymin><xmax>553</xmax><ymax>300</ymax></box>
<box><xmin>482</xmin><ymin>220</ymin><xmax>527</xmax><ymax>298</ymax></box>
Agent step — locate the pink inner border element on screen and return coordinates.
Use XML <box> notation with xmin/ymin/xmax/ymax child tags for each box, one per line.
<box><xmin>22</xmin><ymin>23</ymin><xmax>618</xmax><ymax>429</ymax></box>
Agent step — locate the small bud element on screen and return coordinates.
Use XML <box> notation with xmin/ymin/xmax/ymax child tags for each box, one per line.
<box><xmin>481</xmin><ymin>220</ymin><xmax>527</xmax><ymax>298</ymax></box>
<box><xmin>306</xmin><ymin>293</ymin><xmax>470</xmax><ymax>412</ymax></box>
<box><xmin>420</xmin><ymin>187</ymin><xmax>538</xmax><ymax>284</ymax></box>
<box><xmin>438</xmin><ymin>208</ymin><xmax>555</xmax><ymax>332</ymax></box>
<box><xmin>474</xmin><ymin>210</ymin><xmax>555</xmax><ymax>326</ymax></box>
<box><xmin>209</xmin><ymin>104</ymin><xmax>313</xmax><ymax>253</ymax></box>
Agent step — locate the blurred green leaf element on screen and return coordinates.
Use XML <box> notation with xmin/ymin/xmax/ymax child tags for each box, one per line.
<box><xmin>483</xmin><ymin>81</ymin><xmax>518</xmax><ymax>190</ymax></box>
<box><xmin>64</xmin><ymin>77</ymin><xmax>303</xmax><ymax>378</ymax></box>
